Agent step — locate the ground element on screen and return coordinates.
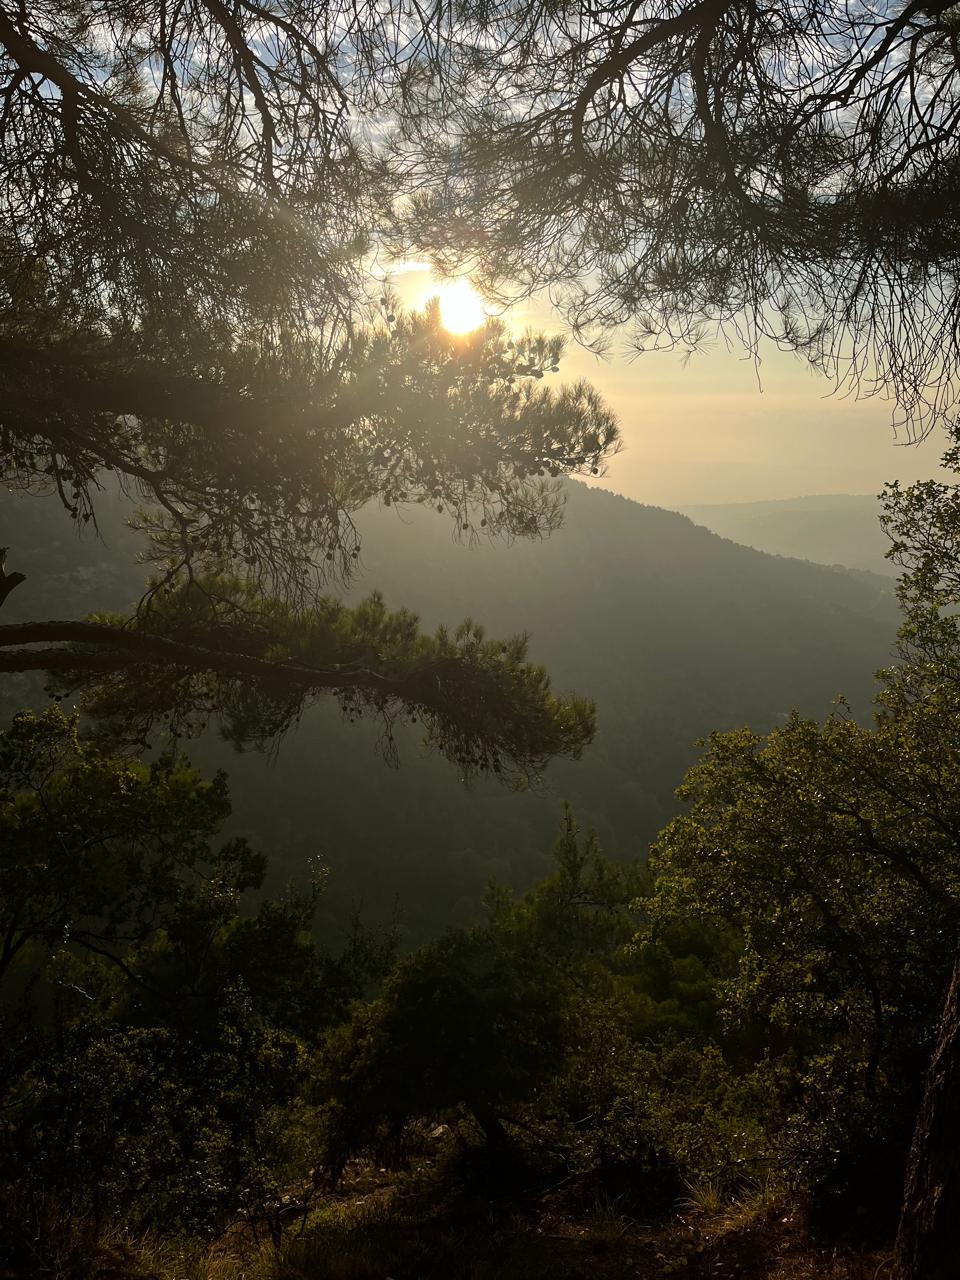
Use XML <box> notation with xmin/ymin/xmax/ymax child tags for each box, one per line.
<box><xmin>61</xmin><ymin>1150</ymin><xmax>895</xmax><ymax>1279</ymax></box>
<box><xmin>244</xmin><ymin>1159</ymin><xmax>893</xmax><ymax>1280</ymax></box>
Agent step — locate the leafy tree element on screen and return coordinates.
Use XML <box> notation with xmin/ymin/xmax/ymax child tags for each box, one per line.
<box><xmin>394</xmin><ymin>0</ymin><xmax>960</xmax><ymax>437</ymax></box>
<box><xmin>642</xmin><ymin>442</ymin><xmax>960</xmax><ymax>1277</ymax></box>
<box><xmin>647</xmin><ymin>706</ymin><xmax>959</xmax><ymax>1162</ymax></box>
<box><xmin>877</xmin><ymin>451</ymin><xmax>960</xmax><ymax>1278</ymax></box>
<box><xmin>0</xmin><ymin>706</ymin><xmax>390</xmax><ymax>1259</ymax></box>
<box><xmin>322</xmin><ymin>922</ymin><xmax>570</xmax><ymax>1168</ymax></box>
<box><xmin>0</xmin><ymin>1</ymin><xmax>617</xmax><ymax>774</ymax></box>
<box><xmin>0</xmin><ymin>704</ymin><xmax>247</xmax><ymax>986</ymax></box>
<box><xmin>319</xmin><ymin>809</ymin><xmax>705</xmax><ymax>1182</ymax></box>
<box><xmin>1</xmin><ymin>580</ymin><xmax>597</xmax><ymax>779</ymax></box>
<box><xmin>321</xmin><ymin>808</ymin><xmax>784</xmax><ymax>1193</ymax></box>
<box><xmin>320</xmin><ymin>812</ymin><xmax>636</xmax><ymax>1169</ymax></box>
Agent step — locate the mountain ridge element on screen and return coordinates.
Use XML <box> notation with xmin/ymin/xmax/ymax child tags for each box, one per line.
<box><xmin>0</xmin><ymin>480</ymin><xmax>901</xmax><ymax>940</ymax></box>
<box><xmin>673</xmin><ymin>491</ymin><xmax>896</xmax><ymax>577</ymax></box>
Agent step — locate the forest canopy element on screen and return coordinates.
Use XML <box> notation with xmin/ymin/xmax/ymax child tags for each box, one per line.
<box><xmin>0</xmin><ymin>0</ymin><xmax>619</xmax><ymax>776</ymax></box>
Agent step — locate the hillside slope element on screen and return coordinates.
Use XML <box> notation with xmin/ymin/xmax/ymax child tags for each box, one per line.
<box><xmin>0</xmin><ymin>482</ymin><xmax>900</xmax><ymax>940</ymax></box>
<box><xmin>676</xmin><ymin>493</ymin><xmax>895</xmax><ymax>576</ymax></box>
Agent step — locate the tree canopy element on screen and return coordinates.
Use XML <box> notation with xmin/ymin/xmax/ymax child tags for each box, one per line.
<box><xmin>642</xmin><ymin>444</ymin><xmax>960</xmax><ymax>1279</ymax></box>
<box><xmin>392</xmin><ymin>0</ymin><xmax>960</xmax><ymax>437</ymax></box>
<box><xmin>0</xmin><ymin>706</ymin><xmax>394</xmax><ymax>1248</ymax></box>
<box><xmin>0</xmin><ymin>0</ymin><xmax>619</xmax><ymax>777</ymax></box>
<box><xmin>0</xmin><ymin>1</ymin><xmax>615</xmax><ymax>570</ymax></box>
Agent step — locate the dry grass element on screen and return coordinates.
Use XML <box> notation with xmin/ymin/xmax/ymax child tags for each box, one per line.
<box><xmin>15</xmin><ymin>1177</ymin><xmax>893</xmax><ymax>1280</ymax></box>
<box><xmin>678</xmin><ymin>1193</ymin><xmax>893</xmax><ymax>1280</ymax></box>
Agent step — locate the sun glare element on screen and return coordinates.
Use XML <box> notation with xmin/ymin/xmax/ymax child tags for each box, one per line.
<box><xmin>437</xmin><ymin>278</ymin><xmax>487</xmax><ymax>334</ymax></box>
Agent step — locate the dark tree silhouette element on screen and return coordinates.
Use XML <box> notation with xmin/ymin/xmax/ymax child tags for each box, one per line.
<box><xmin>0</xmin><ymin>1</ymin><xmax>617</xmax><ymax>769</ymax></box>
<box><xmin>393</xmin><ymin>0</ymin><xmax>960</xmax><ymax>438</ymax></box>
<box><xmin>0</xmin><ymin>584</ymin><xmax>596</xmax><ymax>780</ymax></box>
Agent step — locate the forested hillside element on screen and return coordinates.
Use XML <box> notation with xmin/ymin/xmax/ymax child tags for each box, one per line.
<box><xmin>0</xmin><ymin>481</ymin><xmax>899</xmax><ymax>942</ymax></box>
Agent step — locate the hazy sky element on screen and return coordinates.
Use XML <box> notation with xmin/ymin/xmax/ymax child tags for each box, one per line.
<box><xmin>392</xmin><ymin>266</ymin><xmax>947</xmax><ymax>508</ymax></box>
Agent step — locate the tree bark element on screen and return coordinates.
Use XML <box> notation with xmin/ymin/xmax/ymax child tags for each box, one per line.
<box><xmin>0</xmin><ymin>571</ymin><xmax>25</xmax><ymax>611</ymax></box>
<box><xmin>894</xmin><ymin>945</ymin><xmax>960</xmax><ymax>1279</ymax></box>
<box><xmin>471</xmin><ymin>1101</ymin><xmax>510</xmax><ymax>1154</ymax></box>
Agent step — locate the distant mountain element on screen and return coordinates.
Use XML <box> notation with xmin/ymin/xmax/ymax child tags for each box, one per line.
<box><xmin>676</xmin><ymin>493</ymin><xmax>897</xmax><ymax>577</ymax></box>
<box><xmin>0</xmin><ymin>482</ymin><xmax>901</xmax><ymax>942</ymax></box>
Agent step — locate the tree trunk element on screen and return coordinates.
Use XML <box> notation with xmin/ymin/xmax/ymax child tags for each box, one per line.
<box><xmin>894</xmin><ymin>946</ymin><xmax>960</xmax><ymax>1279</ymax></box>
<box><xmin>472</xmin><ymin>1101</ymin><xmax>509</xmax><ymax>1153</ymax></box>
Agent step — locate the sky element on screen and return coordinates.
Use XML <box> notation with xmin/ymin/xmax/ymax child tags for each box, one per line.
<box><xmin>391</xmin><ymin>265</ymin><xmax>948</xmax><ymax>508</ymax></box>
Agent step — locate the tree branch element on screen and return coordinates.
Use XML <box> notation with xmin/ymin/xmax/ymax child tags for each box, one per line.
<box><xmin>0</xmin><ymin>619</ymin><xmax>420</xmax><ymax>698</ymax></box>
<box><xmin>0</xmin><ymin>336</ymin><xmax>313</xmax><ymax>437</ymax></box>
<box><xmin>570</xmin><ymin>0</ymin><xmax>731</xmax><ymax>163</ymax></box>
<box><xmin>0</xmin><ymin>6</ymin><xmax>235</xmax><ymax>194</ymax></box>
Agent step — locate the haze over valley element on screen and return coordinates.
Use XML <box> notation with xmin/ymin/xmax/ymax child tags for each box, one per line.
<box><xmin>0</xmin><ymin>482</ymin><xmax>899</xmax><ymax>940</ymax></box>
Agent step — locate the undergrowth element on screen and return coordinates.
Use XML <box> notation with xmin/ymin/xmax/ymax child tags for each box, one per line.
<box><xmin>10</xmin><ymin>1166</ymin><xmax>891</xmax><ymax>1280</ymax></box>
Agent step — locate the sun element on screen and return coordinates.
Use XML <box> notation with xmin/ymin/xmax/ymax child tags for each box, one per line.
<box><xmin>437</xmin><ymin>278</ymin><xmax>487</xmax><ymax>334</ymax></box>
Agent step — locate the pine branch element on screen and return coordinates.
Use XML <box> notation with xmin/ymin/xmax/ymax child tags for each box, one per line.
<box><xmin>0</xmin><ymin>619</ymin><xmax>432</xmax><ymax>697</ymax></box>
<box><xmin>0</xmin><ymin>547</ymin><xmax>25</xmax><ymax>612</ymax></box>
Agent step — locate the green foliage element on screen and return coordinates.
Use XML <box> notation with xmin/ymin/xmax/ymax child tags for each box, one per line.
<box><xmin>319</xmin><ymin>811</ymin><xmax>640</xmax><ymax>1171</ymax></box>
<box><xmin>0</xmin><ymin>704</ymin><xmax>246</xmax><ymax>982</ymax></box>
<box><xmin>8</xmin><ymin>429</ymin><xmax>960</xmax><ymax>1275</ymax></box>
<box><xmin>10</xmin><ymin>0</ymin><xmax>949</xmax><ymax>1269</ymax></box>
<box><xmin>318</xmin><ymin>809</ymin><xmax>775</xmax><ymax>1189</ymax></box>
<box><xmin>1</xmin><ymin>480</ymin><xmax>896</xmax><ymax>944</ymax></box>
<box><xmin>640</xmin><ymin>455</ymin><xmax>960</xmax><ymax>1189</ymax></box>
<box><xmin>645</xmin><ymin>698</ymin><xmax>960</xmax><ymax>1177</ymax></box>
<box><xmin>0</xmin><ymin>709</ymin><xmax>391</xmax><ymax>1265</ymax></box>
<box><xmin>310</xmin><ymin>452</ymin><xmax>960</xmax><ymax>1208</ymax></box>
<box><xmin>882</xmin><ymin>453</ymin><xmax>960</xmax><ymax>711</ymax></box>
<box><xmin>320</xmin><ymin>906</ymin><xmax>572</xmax><ymax>1171</ymax></box>
<box><xmin>38</xmin><ymin>576</ymin><xmax>597</xmax><ymax>783</ymax></box>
